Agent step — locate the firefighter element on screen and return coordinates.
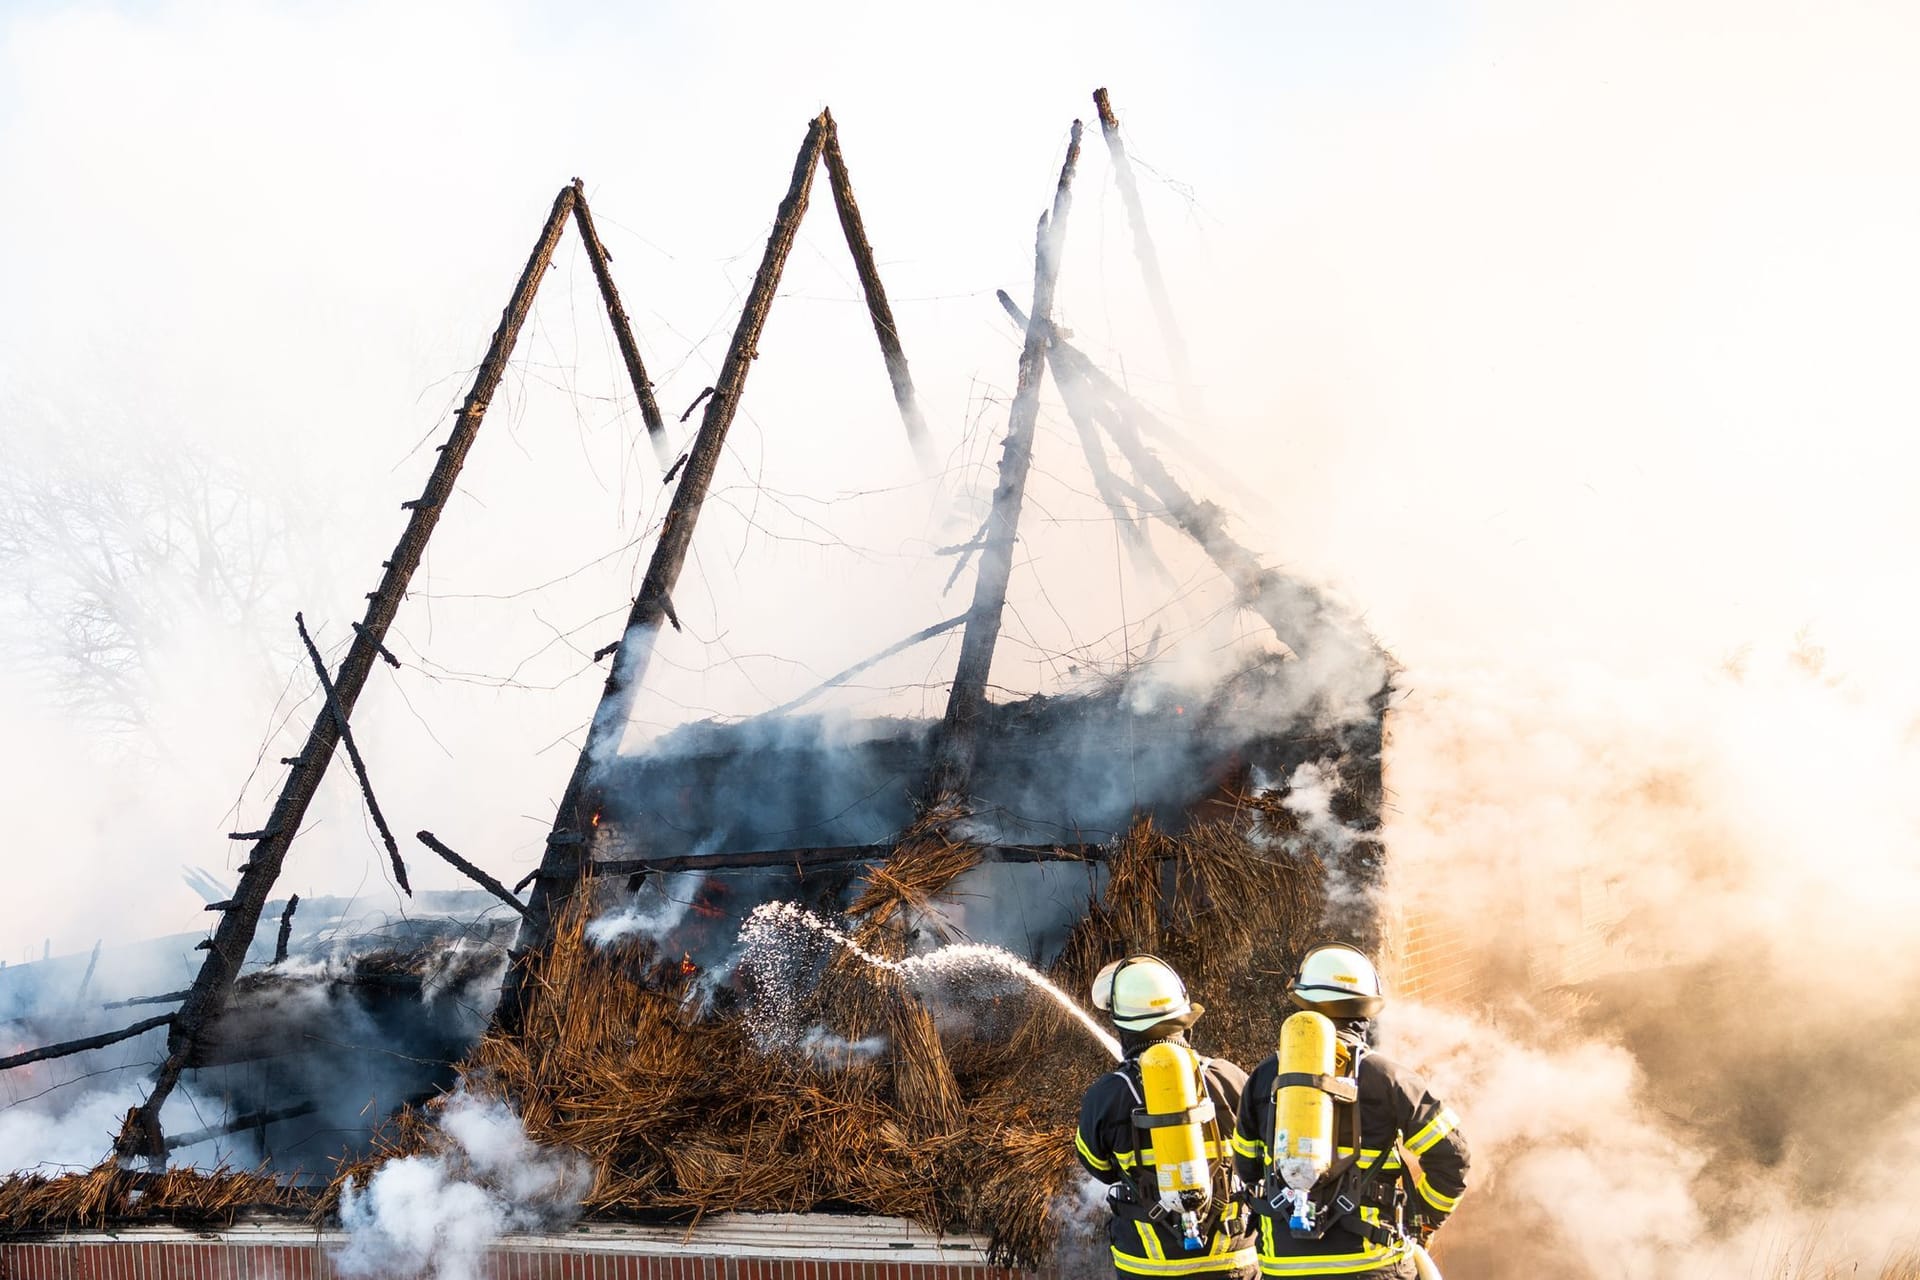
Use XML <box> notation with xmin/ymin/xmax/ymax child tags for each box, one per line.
<box><xmin>1231</xmin><ymin>944</ymin><xmax>1469</xmax><ymax>1279</ymax></box>
<box><xmin>1074</xmin><ymin>954</ymin><xmax>1259</xmax><ymax>1279</ymax></box>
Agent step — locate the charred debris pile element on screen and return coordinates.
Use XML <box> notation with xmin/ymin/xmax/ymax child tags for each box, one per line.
<box><xmin>0</xmin><ymin>90</ymin><xmax>1390</xmax><ymax>1266</ymax></box>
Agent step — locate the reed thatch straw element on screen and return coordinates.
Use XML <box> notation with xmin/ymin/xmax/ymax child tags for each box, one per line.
<box><xmin>1</xmin><ymin>777</ymin><xmax>1344</xmax><ymax>1268</ymax></box>
<box><xmin>0</xmin><ymin>1160</ymin><xmax>305</xmax><ymax>1237</ymax></box>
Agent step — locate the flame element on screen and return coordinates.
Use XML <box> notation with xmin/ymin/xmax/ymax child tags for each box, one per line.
<box><xmin>1175</xmin><ymin>705</ymin><xmax>1185</xmax><ymax>716</ymax></box>
<box><xmin>679</xmin><ymin>953</ymin><xmax>698</xmax><ymax>977</ymax></box>
<box><xmin>590</xmin><ymin>811</ymin><xmax>601</xmax><ymax>828</ymax></box>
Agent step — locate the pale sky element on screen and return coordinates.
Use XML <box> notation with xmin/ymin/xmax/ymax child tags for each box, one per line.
<box><xmin>3</xmin><ymin>0</ymin><xmax>1918</xmax><ymax>954</ymax></box>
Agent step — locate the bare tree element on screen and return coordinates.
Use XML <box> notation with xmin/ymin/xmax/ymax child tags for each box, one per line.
<box><xmin>0</xmin><ymin>431</ymin><xmax>313</xmax><ymax>736</ymax></box>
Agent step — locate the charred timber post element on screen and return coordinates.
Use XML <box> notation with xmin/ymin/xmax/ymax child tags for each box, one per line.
<box><xmin>820</xmin><ymin>112</ymin><xmax>934</xmax><ymax>471</ymax></box>
<box><xmin>272</xmin><ymin>895</ymin><xmax>299</xmax><ymax>966</ymax></box>
<box><xmin>112</xmin><ymin>184</ymin><xmax>580</xmax><ymax>1169</ymax></box>
<box><xmin>417</xmin><ymin>830</ymin><xmax>529</xmax><ymax>917</ymax></box>
<box><xmin>570</xmin><ymin>180</ymin><xmax>672</xmax><ymax>466</ymax></box>
<box><xmin>1091</xmin><ymin>88</ymin><xmax>1199</xmax><ymax>424</ymax></box>
<box><xmin>72</xmin><ymin>940</ymin><xmax>102</xmax><ymax>1009</ymax></box>
<box><xmin>500</xmin><ymin>115</ymin><xmax>833</xmax><ymax>1034</ymax></box>
<box><xmin>925</xmin><ymin>121</ymin><xmax>1084</xmax><ymax>805</ymax></box>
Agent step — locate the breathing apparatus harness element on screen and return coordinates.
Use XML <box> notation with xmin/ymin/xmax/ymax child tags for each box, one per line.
<box><xmin>1104</xmin><ymin>1052</ymin><xmax>1243</xmax><ymax>1252</ymax></box>
<box><xmin>1255</xmin><ymin>1041</ymin><xmax>1410</xmax><ymax>1251</ymax></box>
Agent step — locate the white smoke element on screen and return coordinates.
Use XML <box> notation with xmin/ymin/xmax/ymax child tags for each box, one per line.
<box><xmin>335</xmin><ymin>1091</ymin><xmax>588</xmax><ymax>1280</ymax></box>
<box><xmin>1050</xmin><ymin>1174</ymin><xmax>1117</xmax><ymax>1280</ymax></box>
<box><xmin>585</xmin><ymin>870</ymin><xmax>707</xmax><ymax>947</ymax></box>
<box><xmin>0</xmin><ymin>1081</ymin><xmax>148</xmax><ymax>1175</ymax></box>
<box><xmin>794</xmin><ymin>1027</ymin><xmax>889</xmax><ymax>1070</ymax></box>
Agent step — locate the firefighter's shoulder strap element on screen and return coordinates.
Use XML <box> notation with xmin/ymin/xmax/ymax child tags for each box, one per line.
<box><xmin>1273</xmin><ymin>1072</ymin><xmax>1359</xmax><ymax>1102</ymax></box>
<box><xmin>1129</xmin><ymin>1055</ymin><xmax>1219</xmax><ymax>1133</ymax></box>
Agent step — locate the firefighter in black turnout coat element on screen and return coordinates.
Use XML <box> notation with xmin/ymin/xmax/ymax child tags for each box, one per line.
<box><xmin>1074</xmin><ymin>955</ymin><xmax>1259</xmax><ymax>1279</ymax></box>
<box><xmin>1232</xmin><ymin>945</ymin><xmax>1470</xmax><ymax>1279</ymax></box>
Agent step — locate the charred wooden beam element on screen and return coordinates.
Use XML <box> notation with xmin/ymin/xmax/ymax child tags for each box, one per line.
<box><xmin>820</xmin><ymin>111</ymin><xmax>934</xmax><ymax>471</ymax></box>
<box><xmin>297</xmin><ymin>613</ymin><xmax>410</xmax><ymax>896</ymax></box>
<box><xmin>570</xmin><ymin>180</ymin><xmax>672</xmax><ymax>466</ymax></box>
<box><xmin>103</xmin><ymin>991</ymin><xmax>189</xmax><ymax>1010</ymax></box>
<box><xmin>1092</xmin><ymin>88</ymin><xmax>1199</xmax><ymax>423</ymax></box>
<box><xmin>72</xmin><ymin>940</ymin><xmax>102</xmax><ymax>1010</ymax></box>
<box><xmin>996</xmin><ymin>290</ymin><xmax>1385</xmax><ymax>677</ymax></box>
<box><xmin>163</xmin><ymin>1102</ymin><xmax>318</xmax><ymax>1152</ymax></box>
<box><xmin>764</xmin><ymin>612</ymin><xmax>969</xmax><ymax>717</ymax></box>
<box><xmin>0</xmin><ymin>1013</ymin><xmax>173</xmax><ymax>1072</ymax></box>
<box><xmin>417</xmin><ymin>831</ymin><xmax>528</xmax><ymax>917</ymax></box>
<box><xmin>114</xmin><ymin>183</ymin><xmax>580</xmax><ymax>1170</ymax></box>
<box><xmin>501</xmin><ymin>116</ymin><xmax>833</xmax><ymax>1035</ymax></box>
<box><xmin>1052</xmin><ymin>349</ymin><xmax>1168</xmax><ymax>582</ymax></box>
<box><xmin>925</xmin><ymin>121</ymin><xmax>1085</xmax><ymax>805</ymax></box>
<box><xmin>583</xmin><ymin>842</ymin><xmax>1106</xmax><ymax>877</ymax></box>
<box><xmin>273</xmin><ymin>895</ymin><xmax>300</xmax><ymax>966</ymax></box>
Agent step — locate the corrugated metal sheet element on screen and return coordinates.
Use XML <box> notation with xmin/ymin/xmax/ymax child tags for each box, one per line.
<box><xmin>45</xmin><ymin>1214</ymin><xmax>995</xmax><ymax>1264</ymax></box>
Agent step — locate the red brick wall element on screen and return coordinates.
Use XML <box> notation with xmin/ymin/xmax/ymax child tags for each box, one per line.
<box><xmin>0</xmin><ymin>1242</ymin><xmax>1033</xmax><ymax>1280</ymax></box>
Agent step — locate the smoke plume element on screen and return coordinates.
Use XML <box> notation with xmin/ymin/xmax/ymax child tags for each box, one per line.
<box><xmin>335</xmin><ymin>1091</ymin><xmax>588</xmax><ymax>1280</ymax></box>
<box><xmin>1377</xmin><ymin>649</ymin><xmax>1920</xmax><ymax>1274</ymax></box>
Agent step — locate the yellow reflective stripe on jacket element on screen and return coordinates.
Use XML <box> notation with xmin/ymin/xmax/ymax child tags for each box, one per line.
<box><xmin>1136</xmin><ymin>1223</ymin><xmax>1166</xmax><ymax>1261</ymax></box>
<box><xmin>1116</xmin><ymin>1139</ymin><xmax>1232</xmax><ymax>1170</ymax></box>
<box><xmin>1405</xmin><ymin>1108</ymin><xmax>1459</xmax><ymax>1156</ymax></box>
<box><xmin>1231</xmin><ymin>1130</ymin><xmax>1266</xmax><ymax>1160</ymax></box>
<box><xmin>1414</xmin><ymin>1172</ymin><xmax>1459</xmax><ymax>1213</ymax></box>
<box><xmin>1076</xmin><ymin>1128</ymin><xmax>1116</xmax><ymax>1172</ymax></box>
<box><xmin>1113</xmin><ymin>1245</ymin><xmax>1260</xmax><ymax>1277</ymax></box>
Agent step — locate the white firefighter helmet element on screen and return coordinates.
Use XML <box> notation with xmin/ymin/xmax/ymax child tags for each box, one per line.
<box><xmin>1092</xmin><ymin>954</ymin><xmax>1194</xmax><ymax>1032</ymax></box>
<box><xmin>1288</xmin><ymin>943</ymin><xmax>1384</xmax><ymax>1018</ymax></box>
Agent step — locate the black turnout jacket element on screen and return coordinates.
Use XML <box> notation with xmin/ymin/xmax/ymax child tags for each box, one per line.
<box><xmin>1075</xmin><ymin>1032</ymin><xmax>1259</xmax><ymax>1279</ymax></box>
<box><xmin>1231</xmin><ymin>1023</ymin><xmax>1469</xmax><ymax>1279</ymax></box>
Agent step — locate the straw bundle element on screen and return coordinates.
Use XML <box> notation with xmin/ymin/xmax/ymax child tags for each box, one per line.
<box><xmin>0</xmin><ymin>1161</ymin><xmax>305</xmax><ymax>1236</ymax></box>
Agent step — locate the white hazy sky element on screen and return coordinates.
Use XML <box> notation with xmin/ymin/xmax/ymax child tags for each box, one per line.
<box><xmin>2</xmin><ymin>0</ymin><xmax>1918</xmax><ymax>955</ymax></box>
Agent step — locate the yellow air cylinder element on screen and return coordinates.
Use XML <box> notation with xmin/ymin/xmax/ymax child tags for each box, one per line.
<box><xmin>1138</xmin><ymin>1041</ymin><xmax>1211</xmax><ymax>1203</ymax></box>
<box><xmin>1275</xmin><ymin>1009</ymin><xmax>1338</xmax><ymax>1192</ymax></box>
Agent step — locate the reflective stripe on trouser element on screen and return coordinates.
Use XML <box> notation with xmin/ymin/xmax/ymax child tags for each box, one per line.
<box><xmin>1255</xmin><ymin>1211</ymin><xmax>1412</xmax><ymax>1277</ymax></box>
<box><xmin>1112</xmin><ymin>1220</ymin><xmax>1257</xmax><ymax>1277</ymax></box>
